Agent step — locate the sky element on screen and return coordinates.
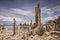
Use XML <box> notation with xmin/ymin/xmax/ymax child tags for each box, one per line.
<box><xmin>0</xmin><ymin>0</ymin><xmax>60</xmax><ymax>26</ymax></box>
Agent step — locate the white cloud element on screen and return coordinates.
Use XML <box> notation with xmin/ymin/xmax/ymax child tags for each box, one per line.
<box><xmin>53</xmin><ymin>6</ymin><xmax>60</xmax><ymax>12</ymax></box>
<box><xmin>41</xmin><ymin>5</ymin><xmax>60</xmax><ymax>14</ymax></box>
<box><xmin>0</xmin><ymin>8</ymin><xmax>35</xmax><ymax>24</ymax></box>
<box><xmin>41</xmin><ymin>7</ymin><xmax>54</xmax><ymax>14</ymax></box>
<box><xmin>10</xmin><ymin>8</ymin><xmax>34</xmax><ymax>16</ymax></box>
<box><xmin>0</xmin><ymin>8</ymin><xmax>34</xmax><ymax>17</ymax></box>
<box><xmin>0</xmin><ymin>15</ymin><xmax>22</xmax><ymax>22</ymax></box>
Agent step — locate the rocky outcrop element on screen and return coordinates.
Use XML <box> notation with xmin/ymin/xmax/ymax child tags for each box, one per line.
<box><xmin>46</xmin><ymin>16</ymin><xmax>60</xmax><ymax>31</ymax></box>
<box><xmin>56</xmin><ymin>16</ymin><xmax>60</xmax><ymax>31</ymax></box>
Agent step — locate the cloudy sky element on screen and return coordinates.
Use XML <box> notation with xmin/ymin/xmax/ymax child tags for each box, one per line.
<box><xmin>0</xmin><ymin>0</ymin><xmax>60</xmax><ymax>26</ymax></box>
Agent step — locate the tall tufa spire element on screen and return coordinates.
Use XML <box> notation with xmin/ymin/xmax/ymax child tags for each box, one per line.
<box><xmin>35</xmin><ymin>0</ymin><xmax>41</xmax><ymax>27</ymax></box>
<box><xmin>30</xmin><ymin>20</ymin><xmax>32</xmax><ymax>26</ymax></box>
<box><xmin>13</xmin><ymin>18</ymin><xmax>18</xmax><ymax>35</ymax></box>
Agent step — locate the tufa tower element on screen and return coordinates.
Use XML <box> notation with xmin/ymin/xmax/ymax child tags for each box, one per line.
<box><xmin>35</xmin><ymin>2</ymin><xmax>41</xmax><ymax>28</ymax></box>
<box><xmin>13</xmin><ymin>18</ymin><xmax>18</xmax><ymax>35</ymax></box>
<box><xmin>33</xmin><ymin>1</ymin><xmax>42</xmax><ymax>34</ymax></box>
